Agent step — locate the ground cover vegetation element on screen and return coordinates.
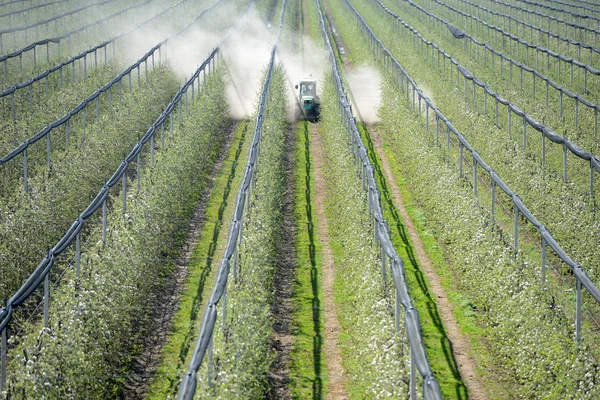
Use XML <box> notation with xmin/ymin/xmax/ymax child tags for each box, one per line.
<box><xmin>4</xmin><ymin>0</ymin><xmax>600</xmax><ymax>396</ymax></box>
<box><xmin>0</xmin><ymin>66</ymin><xmax>180</xmax><ymax>303</ymax></box>
<box><xmin>329</xmin><ymin>0</ymin><xmax>600</xmax><ymax>395</ymax></box>
<box><xmin>2</xmin><ymin>69</ymin><xmax>230</xmax><ymax>399</ymax></box>
<box><xmin>349</xmin><ymin>0</ymin><xmax>600</xmax><ymax>337</ymax></box>
<box><xmin>318</xmin><ymin>75</ymin><xmax>417</xmax><ymax>398</ymax></box>
<box><xmin>191</xmin><ymin>66</ymin><xmax>289</xmax><ymax>399</ymax></box>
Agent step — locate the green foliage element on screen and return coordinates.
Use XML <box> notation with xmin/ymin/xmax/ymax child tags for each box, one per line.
<box><xmin>318</xmin><ymin>74</ymin><xmax>412</xmax><ymax>399</ymax></box>
<box><xmin>145</xmin><ymin>121</ymin><xmax>251</xmax><ymax>400</ymax></box>
<box><xmin>3</xmin><ymin>69</ymin><xmax>230</xmax><ymax>399</ymax></box>
<box><xmin>289</xmin><ymin>121</ymin><xmax>327</xmax><ymax>399</ymax></box>
<box><xmin>192</xmin><ymin>66</ymin><xmax>288</xmax><ymax>399</ymax></box>
<box><xmin>378</xmin><ymin>74</ymin><xmax>600</xmax><ymax>398</ymax></box>
<box><xmin>0</xmin><ymin>66</ymin><xmax>179</xmax><ymax>303</ymax></box>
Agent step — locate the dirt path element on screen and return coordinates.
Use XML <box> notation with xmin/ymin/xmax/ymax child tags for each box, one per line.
<box><xmin>122</xmin><ymin>123</ymin><xmax>237</xmax><ymax>400</ymax></box>
<box><xmin>370</xmin><ymin>127</ymin><xmax>488</xmax><ymax>400</ymax></box>
<box><xmin>309</xmin><ymin>123</ymin><xmax>348</xmax><ymax>400</ymax></box>
<box><xmin>268</xmin><ymin>125</ymin><xmax>297</xmax><ymax>400</ymax></box>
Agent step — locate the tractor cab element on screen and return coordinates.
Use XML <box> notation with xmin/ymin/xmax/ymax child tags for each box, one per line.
<box><xmin>295</xmin><ymin>79</ymin><xmax>320</xmax><ymax>121</ymax></box>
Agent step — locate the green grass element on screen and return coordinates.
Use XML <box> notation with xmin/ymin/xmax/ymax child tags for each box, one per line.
<box><xmin>320</xmin><ymin>0</ymin><xmax>470</xmax><ymax>395</ymax></box>
<box><xmin>358</xmin><ymin>122</ymin><xmax>469</xmax><ymax>398</ymax></box>
<box><xmin>146</xmin><ymin>120</ymin><xmax>250</xmax><ymax>399</ymax></box>
<box><xmin>289</xmin><ymin>120</ymin><xmax>327</xmax><ymax>399</ymax></box>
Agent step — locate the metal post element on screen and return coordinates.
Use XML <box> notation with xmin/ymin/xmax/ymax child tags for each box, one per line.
<box><xmin>541</xmin><ymin>236</ymin><xmax>546</xmax><ymax>289</ymax></box>
<box><xmin>23</xmin><ymin>148</ymin><xmax>28</xmax><ymax>192</ymax></box>
<box><xmin>491</xmin><ymin>179</ymin><xmax>496</xmax><ymax>227</ymax></box>
<box><xmin>514</xmin><ymin>203</ymin><xmax>519</xmax><ymax>254</ymax></box>
<box><xmin>137</xmin><ymin>152</ymin><xmax>141</xmax><ymax>191</ymax></box>
<box><xmin>102</xmin><ymin>199</ymin><xmax>107</xmax><ymax>244</ymax></box>
<box><xmin>44</xmin><ymin>272</ymin><xmax>49</xmax><ymax>328</ymax></box>
<box><xmin>122</xmin><ymin>172</ymin><xmax>127</xmax><ymax>213</ymax></box>
<box><xmin>410</xmin><ymin>347</ymin><xmax>416</xmax><ymax>400</ymax></box>
<box><xmin>435</xmin><ymin>115</ymin><xmax>439</xmax><ymax>146</ymax></box>
<box><xmin>47</xmin><ymin>132</ymin><xmax>51</xmax><ymax>171</ymax></box>
<box><xmin>459</xmin><ymin>143</ymin><xmax>463</xmax><ymax>177</ymax></box>
<box><xmin>576</xmin><ymin>278</ymin><xmax>582</xmax><ymax>342</ymax></box>
<box><xmin>473</xmin><ymin>157</ymin><xmax>477</xmax><ymax>195</ymax></box>
<box><xmin>595</xmin><ymin>109</ymin><xmax>598</xmax><ymax>139</ymax></box>
<box><xmin>563</xmin><ymin>143</ymin><xmax>567</xmax><ymax>182</ymax></box>
<box><xmin>76</xmin><ymin>230</ymin><xmax>81</xmax><ymax>279</ymax></box>
<box><xmin>523</xmin><ymin>115</ymin><xmax>527</xmax><ymax>149</ymax></box>
<box><xmin>151</xmin><ymin>133</ymin><xmax>155</xmax><ymax>168</ymax></box>
<box><xmin>542</xmin><ymin>134</ymin><xmax>546</xmax><ymax>167</ymax></box>
<box><xmin>591</xmin><ymin>162</ymin><xmax>595</xmax><ymax>203</ymax></box>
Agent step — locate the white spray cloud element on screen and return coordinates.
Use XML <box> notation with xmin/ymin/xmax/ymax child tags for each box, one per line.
<box><xmin>221</xmin><ymin>10</ymin><xmax>276</xmax><ymax>119</ymax></box>
<box><xmin>345</xmin><ymin>64</ymin><xmax>382</xmax><ymax>124</ymax></box>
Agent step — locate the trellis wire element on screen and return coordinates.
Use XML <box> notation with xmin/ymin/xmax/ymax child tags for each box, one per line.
<box><xmin>375</xmin><ymin>0</ymin><xmax>600</xmax><ymax>196</ymax></box>
<box><xmin>347</xmin><ymin>0</ymin><xmax>600</xmax><ymax>345</ymax></box>
<box><xmin>319</xmin><ymin>0</ymin><xmax>443</xmax><ymax>398</ymax></box>
<box><xmin>0</xmin><ymin>0</ymin><xmax>115</xmax><ymax>53</ymax></box>
<box><xmin>0</xmin><ymin>0</ymin><xmax>156</xmax><ymax>73</ymax></box>
<box><xmin>177</xmin><ymin>1</ymin><xmax>286</xmax><ymax>398</ymax></box>
<box><xmin>0</xmin><ymin>0</ymin><xmax>191</xmax><ymax>109</ymax></box>
<box><xmin>0</xmin><ymin>0</ymin><xmax>226</xmax><ymax>192</ymax></box>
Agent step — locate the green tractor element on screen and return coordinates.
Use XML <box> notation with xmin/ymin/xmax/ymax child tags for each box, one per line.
<box><xmin>295</xmin><ymin>78</ymin><xmax>320</xmax><ymax>121</ymax></box>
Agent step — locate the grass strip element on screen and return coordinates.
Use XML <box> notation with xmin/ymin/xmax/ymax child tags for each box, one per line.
<box><xmin>4</xmin><ymin>68</ymin><xmax>230</xmax><ymax>399</ymax></box>
<box><xmin>146</xmin><ymin>120</ymin><xmax>251</xmax><ymax>399</ymax></box>
<box><xmin>289</xmin><ymin>120</ymin><xmax>327</xmax><ymax>399</ymax></box>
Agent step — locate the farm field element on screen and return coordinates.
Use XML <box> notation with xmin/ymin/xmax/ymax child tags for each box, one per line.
<box><xmin>1</xmin><ymin>0</ymin><xmax>600</xmax><ymax>398</ymax></box>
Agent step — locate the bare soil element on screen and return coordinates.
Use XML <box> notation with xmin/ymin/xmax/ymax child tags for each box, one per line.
<box><xmin>309</xmin><ymin>123</ymin><xmax>348</xmax><ymax>400</ymax></box>
<box><xmin>267</xmin><ymin>124</ymin><xmax>297</xmax><ymax>400</ymax></box>
<box><xmin>121</xmin><ymin>123</ymin><xmax>236</xmax><ymax>399</ymax></box>
<box><xmin>370</xmin><ymin>127</ymin><xmax>488</xmax><ymax>400</ymax></box>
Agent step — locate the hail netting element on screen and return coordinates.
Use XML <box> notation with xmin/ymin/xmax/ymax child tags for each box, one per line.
<box><xmin>419</xmin><ymin>0</ymin><xmax>600</xmax><ymax>72</ymax></box>
<box><xmin>176</xmin><ymin>1</ymin><xmax>288</xmax><ymax>399</ymax></box>
<box><xmin>507</xmin><ymin>0</ymin><xmax>600</xmax><ymax>18</ymax></box>
<box><xmin>0</xmin><ymin>0</ymin><xmax>192</xmax><ymax>101</ymax></box>
<box><xmin>0</xmin><ymin>0</ymin><xmax>156</xmax><ymax>72</ymax></box>
<box><xmin>448</xmin><ymin>0</ymin><xmax>600</xmax><ymax>47</ymax></box>
<box><xmin>398</xmin><ymin>0</ymin><xmax>600</xmax><ymax>122</ymax></box>
<box><xmin>314</xmin><ymin>0</ymin><xmax>443</xmax><ymax>397</ymax></box>
<box><xmin>0</xmin><ymin>0</ymin><xmax>118</xmax><ymax>53</ymax></box>
<box><xmin>0</xmin><ymin>0</ymin><xmax>78</xmax><ymax>25</ymax></box>
<box><xmin>476</xmin><ymin>0</ymin><xmax>600</xmax><ymax>30</ymax></box>
<box><xmin>0</xmin><ymin>0</ymin><xmax>227</xmax><ymax>192</ymax></box>
<box><xmin>344</xmin><ymin>0</ymin><xmax>600</xmax><ymax>343</ymax></box>
<box><xmin>373</xmin><ymin>0</ymin><xmax>600</xmax><ymax>194</ymax></box>
<box><xmin>0</xmin><ymin>0</ymin><xmax>257</xmax><ymax>390</ymax></box>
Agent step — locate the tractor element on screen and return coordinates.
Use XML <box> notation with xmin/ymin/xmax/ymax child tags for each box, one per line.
<box><xmin>295</xmin><ymin>78</ymin><xmax>320</xmax><ymax>121</ymax></box>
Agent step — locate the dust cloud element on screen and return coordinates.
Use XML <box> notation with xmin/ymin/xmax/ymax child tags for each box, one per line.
<box><xmin>345</xmin><ymin>65</ymin><xmax>382</xmax><ymax>124</ymax></box>
<box><xmin>221</xmin><ymin>10</ymin><xmax>275</xmax><ymax>119</ymax></box>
